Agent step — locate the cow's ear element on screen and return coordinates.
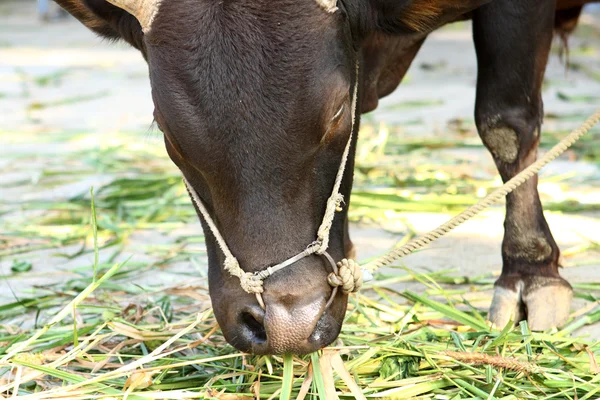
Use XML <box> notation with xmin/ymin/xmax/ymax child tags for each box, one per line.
<box><xmin>368</xmin><ymin>0</ymin><xmax>477</xmax><ymax>35</ymax></box>
<box><xmin>55</xmin><ymin>0</ymin><xmax>145</xmax><ymax>55</ymax></box>
<box><xmin>367</xmin><ymin>1</ymin><xmax>436</xmax><ymax>34</ymax></box>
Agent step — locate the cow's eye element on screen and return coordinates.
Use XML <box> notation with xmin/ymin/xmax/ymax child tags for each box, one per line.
<box><xmin>332</xmin><ymin>104</ymin><xmax>344</xmax><ymax>122</ymax></box>
<box><xmin>321</xmin><ymin>103</ymin><xmax>347</xmax><ymax>144</ymax></box>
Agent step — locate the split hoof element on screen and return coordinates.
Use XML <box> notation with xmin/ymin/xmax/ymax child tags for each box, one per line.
<box><xmin>487</xmin><ymin>276</ymin><xmax>572</xmax><ymax>331</ymax></box>
<box><xmin>522</xmin><ymin>277</ymin><xmax>572</xmax><ymax>331</ymax></box>
<box><xmin>488</xmin><ymin>283</ymin><xmax>524</xmax><ymax>329</ymax></box>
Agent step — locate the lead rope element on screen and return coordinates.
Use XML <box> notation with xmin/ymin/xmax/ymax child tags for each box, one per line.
<box><xmin>362</xmin><ymin>108</ymin><xmax>600</xmax><ymax>273</ymax></box>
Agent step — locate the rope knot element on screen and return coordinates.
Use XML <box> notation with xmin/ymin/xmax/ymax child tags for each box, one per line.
<box><xmin>327</xmin><ymin>258</ymin><xmax>363</xmax><ymax>294</ymax></box>
<box><xmin>240</xmin><ymin>272</ymin><xmax>264</xmax><ymax>294</ymax></box>
<box><xmin>223</xmin><ymin>257</ymin><xmax>264</xmax><ymax>294</ymax></box>
<box><xmin>223</xmin><ymin>257</ymin><xmax>241</xmax><ymax>276</ymax></box>
<box><xmin>334</xmin><ymin>194</ymin><xmax>344</xmax><ymax>212</ymax></box>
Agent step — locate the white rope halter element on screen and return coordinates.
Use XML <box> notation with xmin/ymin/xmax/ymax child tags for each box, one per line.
<box><xmin>183</xmin><ymin>62</ymin><xmax>368</xmax><ymax>309</ymax></box>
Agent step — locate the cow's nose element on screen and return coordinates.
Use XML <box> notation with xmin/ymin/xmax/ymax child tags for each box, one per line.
<box><xmin>260</xmin><ymin>296</ymin><xmax>326</xmax><ymax>354</ymax></box>
<box><xmin>236</xmin><ymin>300</ymin><xmax>328</xmax><ymax>354</ymax></box>
<box><xmin>238</xmin><ymin>305</ymin><xmax>267</xmax><ymax>346</ymax></box>
<box><xmin>229</xmin><ymin>256</ymin><xmax>344</xmax><ymax>354</ymax></box>
<box><xmin>245</xmin><ymin>287</ymin><xmax>338</xmax><ymax>354</ymax></box>
<box><xmin>233</xmin><ymin>295</ymin><xmax>344</xmax><ymax>354</ymax></box>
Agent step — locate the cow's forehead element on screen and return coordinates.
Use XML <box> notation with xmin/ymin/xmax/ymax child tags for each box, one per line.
<box><xmin>146</xmin><ymin>1</ymin><xmax>352</xmax><ymax>113</ymax></box>
<box><xmin>147</xmin><ymin>0</ymin><xmax>341</xmax><ymax>43</ymax></box>
<box><xmin>145</xmin><ymin>0</ymin><xmax>355</xmax><ymax>166</ymax></box>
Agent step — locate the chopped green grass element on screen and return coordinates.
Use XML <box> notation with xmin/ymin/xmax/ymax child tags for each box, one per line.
<box><xmin>1</xmin><ymin>110</ymin><xmax>599</xmax><ymax>398</ymax></box>
<box><xmin>0</xmin><ymin>205</ymin><xmax>598</xmax><ymax>399</ymax></box>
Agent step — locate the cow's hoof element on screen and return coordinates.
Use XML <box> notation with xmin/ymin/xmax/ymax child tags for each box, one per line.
<box><xmin>488</xmin><ymin>284</ymin><xmax>524</xmax><ymax>329</ymax></box>
<box><xmin>522</xmin><ymin>276</ymin><xmax>572</xmax><ymax>331</ymax></box>
<box><xmin>488</xmin><ymin>276</ymin><xmax>572</xmax><ymax>331</ymax></box>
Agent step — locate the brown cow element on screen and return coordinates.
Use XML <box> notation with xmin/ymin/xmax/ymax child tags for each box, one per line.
<box><xmin>55</xmin><ymin>0</ymin><xmax>597</xmax><ymax>354</ymax></box>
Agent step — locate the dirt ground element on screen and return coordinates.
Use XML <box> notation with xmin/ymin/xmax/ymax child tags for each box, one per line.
<box><xmin>1</xmin><ymin>1</ymin><xmax>599</xmax><ymax>335</ymax></box>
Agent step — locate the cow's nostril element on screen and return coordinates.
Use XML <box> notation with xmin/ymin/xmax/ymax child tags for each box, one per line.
<box><xmin>240</xmin><ymin>309</ymin><xmax>267</xmax><ymax>344</ymax></box>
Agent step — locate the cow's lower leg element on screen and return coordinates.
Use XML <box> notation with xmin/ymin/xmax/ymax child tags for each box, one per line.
<box><xmin>473</xmin><ymin>0</ymin><xmax>571</xmax><ymax>330</ymax></box>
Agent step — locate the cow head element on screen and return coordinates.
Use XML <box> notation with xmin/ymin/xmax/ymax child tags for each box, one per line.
<box><xmin>57</xmin><ymin>0</ymin><xmax>457</xmax><ymax>354</ymax></box>
<box><xmin>148</xmin><ymin>0</ymin><xmax>362</xmax><ymax>355</ymax></box>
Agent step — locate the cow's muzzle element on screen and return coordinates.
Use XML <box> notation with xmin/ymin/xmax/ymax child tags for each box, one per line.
<box><xmin>232</xmin><ymin>278</ymin><xmax>346</xmax><ymax>354</ymax></box>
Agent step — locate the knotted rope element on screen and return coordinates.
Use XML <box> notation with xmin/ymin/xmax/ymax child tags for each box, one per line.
<box><xmin>327</xmin><ymin>258</ymin><xmax>363</xmax><ymax>294</ymax></box>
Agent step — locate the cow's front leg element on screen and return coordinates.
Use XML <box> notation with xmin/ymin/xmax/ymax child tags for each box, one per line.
<box><xmin>473</xmin><ymin>0</ymin><xmax>572</xmax><ymax>330</ymax></box>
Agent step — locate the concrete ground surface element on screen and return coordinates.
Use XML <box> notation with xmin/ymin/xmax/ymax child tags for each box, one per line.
<box><xmin>1</xmin><ymin>1</ymin><xmax>599</xmax><ymax>335</ymax></box>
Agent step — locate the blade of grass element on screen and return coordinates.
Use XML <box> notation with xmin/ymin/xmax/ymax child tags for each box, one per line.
<box><xmin>279</xmin><ymin>354</ymin><xmax>294</xmax><ymax>400</ymax></box>
<box><xmin>310</xmin><ymin>352</ymin><xmax>328</xmax><ymax>400</ymax></box>
<box><xmin>1</xmin><ymin>260</ymin><xmax>126</xmax><ymax>363</ymax></box>
<box><xmin>402</xmin><ymin>291</ymin><xmax>490</xmax><ymax>331</ymax></box>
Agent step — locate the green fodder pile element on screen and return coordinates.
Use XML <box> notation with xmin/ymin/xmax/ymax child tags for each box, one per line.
<box><xmin>1</xmin><ymin>250</ymin><xmax>600</xmax><ymax>399</ymax></box>
<box><xmin>0</xmin><ymin>110</ymin><xmax>599</xmax><ymax>399</ymax></box>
